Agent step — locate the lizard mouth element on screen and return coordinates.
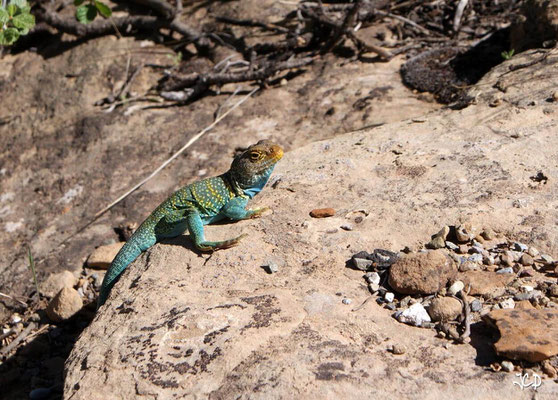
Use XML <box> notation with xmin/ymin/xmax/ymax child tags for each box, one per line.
<box><xmin>270</xmin><ymin>145</ymin><xmax>284</xmax><ymax>162</ymax></box>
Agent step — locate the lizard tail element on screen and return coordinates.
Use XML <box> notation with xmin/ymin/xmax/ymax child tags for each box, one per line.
<box><xmin>97</xmin><ymin>234</ymin><xmax>154</xmax><ymax>309</ymax></box>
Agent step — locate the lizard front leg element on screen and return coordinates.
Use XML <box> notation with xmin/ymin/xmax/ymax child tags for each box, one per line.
<box><xmin>186</xmin><ymin>212</ymin><xmax>247</xmax><ymax>252</ymax></box>
<box><xmin>221</xmin><ymin>197</ymin><xmax>270</xmax><ymax>220</ymax></box>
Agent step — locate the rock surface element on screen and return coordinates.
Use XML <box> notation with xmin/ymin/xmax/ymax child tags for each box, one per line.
<box><xmin>86</xmin><ymin>242</ymin><xmax>125</xmax><ymax>269</ymax></box>
<box><xmin>388</xmin><ymin>250</ymin><xmax>456</xmax><ymax>295</ymax></box>
<box><xmin>458</xmin><ymin>271</ymin><xmax>514</xmax><ymax>298</ymax></box>
<box><xmin>46</xmin><ymin>287</ymin><xmax>83</xmax><ymax>322</ymax></box>
<box><xmin>64</xmin><ymin>50</ymin><xmax>558</xmax><ymax>399</ymax></box>
<box><xmin>485</xmin><ymin>309</ymin><xmax>558</xmax><ymax>362</ymax></box>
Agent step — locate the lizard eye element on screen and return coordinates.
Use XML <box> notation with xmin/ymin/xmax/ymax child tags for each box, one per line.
<box><xmin>249</xmin><ymin>151</ymin><xmax>261</xmax><ymax>161</ymax></box>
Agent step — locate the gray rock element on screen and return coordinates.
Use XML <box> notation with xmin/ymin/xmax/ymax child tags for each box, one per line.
<box><xmin>353</xmin><ymin>258</ymin><xmax>373</xmax><ymax>271</ymax></box>
<box><xmin>342</xmin><ymin>298</ymin><xmax>352</xmax><ymax>305</ymax></box>
<box><xmin>470</xmin><ymin>299</ymin><xmax>482</xmax><ymax>312</ymax></box>
<box><xmin>470</xmin><ymin>246</ymin><xmax>484</xmax><ymax>254</ymax></box>
<box><xmin>514</xmin><ymin>290</ymin><xmax>543</xmax><ymax>301</ymax></box>
<box><xmin>340</xmin><ymin>224</ymin><xmax>353</xmax><ymax>231</ymax></box>
<box><xmin>496</xmin><ymin>267</ymin><xmax>514</xmax><ymax>274</ymax></box>
<box><xmin>541</xmin><ymin>254</ymin><xmax>554</xmax><ymax>264</ymax></box>
<box><xmin>501</xmin><ymin>360</ymin><xmax>514</xmax><ymax>372</ymax></box>
<box><xmin>468</xmin><ymin>254</ymin><xmax>483</xmax><ymax>264</ymax></box>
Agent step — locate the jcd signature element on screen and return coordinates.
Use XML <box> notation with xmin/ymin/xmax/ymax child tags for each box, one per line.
<box><xmin>513</xmin><ymin>372</ymin><xmax>542</xmax><ymax>391</ymax></box>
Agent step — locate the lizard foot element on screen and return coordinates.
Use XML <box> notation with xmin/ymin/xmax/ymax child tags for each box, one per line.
<box><xmin>195</xmin><ymin>233</ymin><xmax>248</xmax><ymax>252</ymax></box>
<box><xmin>249</xmin><ymin>207</ymin><xmax>270</xmax><ymax>219</ymax></box>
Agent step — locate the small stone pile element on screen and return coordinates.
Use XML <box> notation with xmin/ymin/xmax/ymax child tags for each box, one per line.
<box><xmin>352</xmin><ymin>224</ymin><xmax>558</xmax><ymax>378</ymax></box>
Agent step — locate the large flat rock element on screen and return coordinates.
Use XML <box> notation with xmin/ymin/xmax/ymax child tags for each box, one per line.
<box><xmin>64</xmin><ymin>50</ymin><xmax>558</xmax><ymax>399</ymax></box>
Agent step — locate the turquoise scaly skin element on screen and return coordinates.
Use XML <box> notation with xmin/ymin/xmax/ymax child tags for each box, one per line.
<box><xmin>97</xmin><ymin>140</ymin><xmax>284</xmax><ymax>309</ymax></box>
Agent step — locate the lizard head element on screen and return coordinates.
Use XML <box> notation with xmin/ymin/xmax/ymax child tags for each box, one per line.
<box><xmin>229</xmin><ymin>140</ymin><xmax>283</xmax><ymax>192</ymax></box>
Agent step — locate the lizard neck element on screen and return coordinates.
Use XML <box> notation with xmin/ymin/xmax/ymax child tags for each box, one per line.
<box><xmin>226</xmin><ymin>164</ymin><xmax>276</xmax><ymax>199</ymax></box>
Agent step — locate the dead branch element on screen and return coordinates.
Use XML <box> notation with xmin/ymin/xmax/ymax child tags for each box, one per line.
<box><xmin>127</xmin><ymin>0</ymin><xmax>177</xmax><ymax>20</ymax></box>
<box><xmin>162</xmin><ymin>57</ymin><xmax>314</xmax><ymax>92</ymax></box>
<box><xmin>215</xmin><ymin>15</ymin><xmax>290</xmax><ymax>34</ymax></box>
<box><xmin>37</xmin><ymin>8</ymin><xmax>207</xmax><ymax>47</ymax></box>
<box><xmin>301</xmin><ymin>6</ymin><xmax>392</xmax><ymax>59</ymax></box>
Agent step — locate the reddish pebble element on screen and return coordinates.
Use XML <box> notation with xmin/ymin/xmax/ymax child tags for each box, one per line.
<box><xmin>310</xmin><ymin>208</ymin><xmax>335</xmax><ymax>218</ymax></box>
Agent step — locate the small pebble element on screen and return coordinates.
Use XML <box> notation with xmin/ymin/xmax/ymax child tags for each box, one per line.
<box><xmin>445</xmin><ymin>241</ymin><xmax>459</xmax><ymax>251</ymax></box>
<box><xmin>527</xmin><ymin>247</ymin><xmax>539</xmax><ymax>257</ymax></box>
<box><xmin>553</xmin><ymin>91</ymin><xmax>558</xmax><ymax>102</ymax></box>
<box><xmin>369</xmin><ymin>283</ymin><xmax>380</xmax><ymax>293</ymax></box>
<box><xmin>480</xmin><ymin>228</ymin><xmax>495</xmax><ymax>240</ymax></box>
<box><xmin>426</xmin><ymin>236</ymin><xmax>445</xmax><ymax>249</ymax></box>
<box><xmin>499</xmin><ymin>298</ymin><xmax>515</xmax><ymax>309</ymax></box>
<box><xmin>500</xmin><ymin>253</ymin><xmax>513</xmax><ymax>267</ymax></box>
<box><xmin>456</xmin><ymin>225</ymin><xmax>472</xmax><ymax>243</ymax></box>
<box><xmin>391</xmin><ymin>344</ymin><xmax>406</xmax><ymax>355</ymax></box>
<box><xmin>520</xmin><ymin>285</ymin><xmax>534</xmax><ymax>293</ymax></box>
<box><xmin>10</xmin><ymin>315</ymin><xmax>22</xmax><ymax>324</ymax></box>
<box><xmin>458</xmin><ymin>245</ymin><xmax>469</xmax><ymax>254</ymax></box>
<box><xmin>468</xmin><ymin>254</ymin><xmax>483</xmax><ymax>264</ymax></box>
<box><xmin>365</xmin><ymin>272</ymin><xmax>381</xmax><ymax>285</ymax></box>
<box><xmin>483</xmin><ymin>255</ymin><xmax>495</xmax><ymax>265</ymax></box>
<box><xmin>501</xmin><ymin>360</ymin><xmax>514</xmax><ymax>372</ymax></box>
<box><xmin>496</xmin><ymin>267</ymin><xmax>514</xmax><ymax>274</ymax></box>
<box><xmin>470</xmin><ymin>299</ymin><xmax>482</xmax><ymax>312</ymax></box>
<box><xmin>385</xmin><ymin>303</ymin><xmax>396</xmax><ymax>311</ymax></box>
<box><xmin>340</xmin><ymin>224</ymin><xmax>353</xmax><ymax>231</ymax></box>
<box><xmin>448</xmin><ymin>281</ymin><xmax>464</xmax><ymax>296</ymax></box>
<box><xmin>513</xmin><ymin>242</ymin><xmax>528</xmax><ymax>252</ymax></box>
<box><xmin>264</xmin><ymin>261</ymin><xmax>279</xmax><ymax>274</ymax></box>
<box><xmin>309</xmin><ymin>208</ymin><xmax>335</xmax><ymax>218</ymax></box>
<box><xmin>520</xmin><ymin>254</ymin><xmax>534</xmax><ymax>266</ymax></box>
<box><xmin>541</xmin><ymin>254</ymin><xmax>554</xmax><ymax>263</ymax></box>
<box><xmin>342</xmin><ymin>298</ymin><xmax>352</xmax><ymax>305</ymax></box>
<box><xmin>384</xmin><ymin>292</ymin><xmax>395</xmax><ymax>303</ymax></box>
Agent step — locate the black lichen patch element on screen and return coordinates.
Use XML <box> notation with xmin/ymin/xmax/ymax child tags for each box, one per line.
<box><xmin>241</xmin><ymin>295</ymin><xmax>281</xmax><ymax>331</ymax></box>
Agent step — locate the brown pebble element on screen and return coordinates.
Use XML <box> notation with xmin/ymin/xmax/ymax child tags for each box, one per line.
<box><xmin>553</xmin><ymin>91</ymin><xmax>558</xmax><ymax>102</ymax></box>
<box><xmin>391</xmin><ymin>344</ymin><xmax>406</xmax><ymax>355</ymax></box>
<box><xmin>520</xmin><ymin>254</ymin><xmax>534</xmax><ymax>266</ymax></box>
<box><xmin>309</xmin><ymin>208</ymin><xmax>335</xmax><ymax>218</ymax></box>
<box><xmin>480</xmin><ymin>228</ymin><xmax>495</xmax><ymax>240</ymax></box>
<box><xmin>542</xmin><ymin>360</ymin><xmax>557</xmax><ymax>378</ymax></box>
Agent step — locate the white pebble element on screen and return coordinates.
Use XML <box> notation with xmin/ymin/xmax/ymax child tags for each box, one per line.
<box><xmin>448</xmin><ymin>281</ymin><xmax>464</xmax><ymax>296</ymax></box>
<box><xmin>499</xmin><ymin>298</ymin><xmax>515</xmax><ymax>309</ymax></box>
<box><xmin>384</xmin><ymin>292</ymin><xmax>395</xmax><ymax>303</ymax></box>
<box><xmin>397</xmin><ymin>303</ymin><xmax>431</xmax><ymax>327</ymax></box>
<box><xmin>342</xmin><ymin>298</ymin><xmax>352</xmax><ymax>305</ymax></box>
